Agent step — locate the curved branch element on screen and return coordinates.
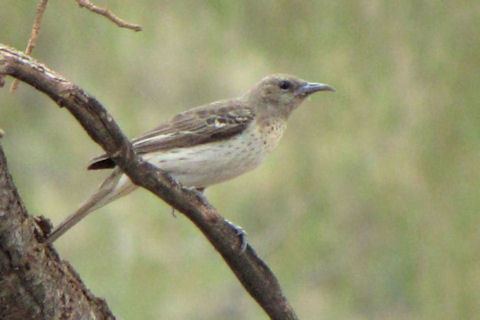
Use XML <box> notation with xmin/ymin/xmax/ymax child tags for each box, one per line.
<box><xmin>0</xmin><ymin>44</ymin><xmax>298</xmax><ymax>320</ymax></box>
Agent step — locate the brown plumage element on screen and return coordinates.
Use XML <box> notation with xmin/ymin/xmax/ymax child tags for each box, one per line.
<box><xmin>88</xmin><ymin>100</ymin><xmax>255</xmax><ymax>169</ymax></box>
<box><xmin>46</xmin><ymin>74</ymin><xmax>334</xmax><ymax>243</ymax></box>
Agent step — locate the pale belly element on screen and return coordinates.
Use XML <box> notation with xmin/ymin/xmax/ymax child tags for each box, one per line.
<box><xmin>142</xmin><ymin>122</ymin><xmax>285</xmax><ymax>188</ymax></box>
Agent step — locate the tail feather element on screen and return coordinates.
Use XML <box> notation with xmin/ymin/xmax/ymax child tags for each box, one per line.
<box><xmin>45</xmin><ymin>169</ymin><xmax>136</xmax><ymax>244</ymax></box>
<box><xmin>87</xmin><ymin>154</ymin><xmax>115</xmax><ymax>170</ymax></box>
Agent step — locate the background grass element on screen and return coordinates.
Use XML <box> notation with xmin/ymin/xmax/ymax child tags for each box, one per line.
<box><xmin>1</xmin><ymin>1</ymin><xmax>479</xmax><ymax>319</ymax></box>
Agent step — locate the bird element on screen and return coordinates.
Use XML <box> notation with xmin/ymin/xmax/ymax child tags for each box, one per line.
<box><xmin>45</xmin><ymin>74</ymin><xmax>334</xmax><ymax>244</ymax></box>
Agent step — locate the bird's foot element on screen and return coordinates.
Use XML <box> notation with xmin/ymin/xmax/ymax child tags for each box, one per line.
<box><xmin>163</xmin><ymin>171</ymin><xmax>183</xmax><ymax>190</ymax></box>
<box><xmin>171</xmin><ymin>187</ymin><xmax>206</xmax><ymax>218</ymax></box>
<box><xmin>225</xmin><ymin>219</ymin><xmax>248</xmax><ymax>253</ymax></box>
<box><xmin>181</xmin><ymin>186</ymin><xmax>207</xmax><ymax>203</ymax></box>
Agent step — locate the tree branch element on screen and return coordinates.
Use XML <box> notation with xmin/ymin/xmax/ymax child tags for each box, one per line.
<box><xmin>0</xmin><ymin>44</ymin><xmax>299</xmax><ymax>320</ymax></box>
<box><xmin>10</xmin><ymin>0</ymin><xmax>49</xmax><ymax>92</ymax></box>
<box><xmin>75</xmin><ymin>0</ymin><xmax>142</xmax><ymax>32</ymax></box>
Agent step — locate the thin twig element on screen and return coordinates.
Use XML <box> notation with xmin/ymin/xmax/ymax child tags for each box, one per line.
<box><xmin>10</xmin><ymin>0</ymin><xmax>49</xmax><ymax>93</ymax></box>
<box><xmin>75</xmin><ymin>0</ymin><xmax>142</xmax><ymax>32</ymax></box>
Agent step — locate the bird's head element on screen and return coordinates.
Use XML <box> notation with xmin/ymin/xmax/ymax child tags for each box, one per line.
<box><xmin>247</xmin><ymin>74</ymin><xmax>334</xmax><ymax>119</ymax></box>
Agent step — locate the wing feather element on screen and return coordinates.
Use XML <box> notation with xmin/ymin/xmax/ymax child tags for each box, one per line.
<box><xmin>88</xmin><ymin>99</ymin><xmax>254</xmax><ymax>170</ymax></box>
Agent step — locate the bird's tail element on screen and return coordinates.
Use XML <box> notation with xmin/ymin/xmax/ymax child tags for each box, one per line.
<box><xmin>44</xmin><ymin>169</ymin><xmax>137</xmax><ymax>244</ymax></box>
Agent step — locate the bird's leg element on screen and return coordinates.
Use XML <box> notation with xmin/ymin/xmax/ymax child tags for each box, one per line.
<box><xmin>193</xmin><ymin>187</ymin><xmax>206</xmax><ymax>202</ymax></box>
<box><xmin>163</xmin><ymin>173</ymin><xmax>185</xmax><ymax>217</ymax></box>
<box><xmin>170</xmin><ymin>187</ymin><xmax>206</xmax><ymax>217</ymax></box>
<box><xmin>177</xmin><ymin>187</ymin><xmax>247</xmax><ymax>251</ymax></box>
<box><xmin>162</xmin><ymin>169</ymin><xmax>182</xmax><ymax>190</ymax></box>
<box><xmin>181</xmin><ymin>186</ymin><xmax>206</xmax><ymax>202</ymax></box>
<box><xmin>225</xmin><ymin>219</ymin><xmax>248</xmax><ymax>253</ymax></box>
<box><xmin>171</xmin><ymin>186</ymin><xmax>247</xmax><ymax>252</ymax></box>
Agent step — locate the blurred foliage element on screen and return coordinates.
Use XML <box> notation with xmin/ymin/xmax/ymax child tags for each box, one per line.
<box><xmin>1</xmin><ymin>1</ymin><xmax>480</xmax><ymax>319</ymax></box>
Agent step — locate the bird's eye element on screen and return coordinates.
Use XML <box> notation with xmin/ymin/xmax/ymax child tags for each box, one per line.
<box><xmin>278</xmin><ymin>80</ymin><xmax>291</xmax><ymax>90</ymax></box>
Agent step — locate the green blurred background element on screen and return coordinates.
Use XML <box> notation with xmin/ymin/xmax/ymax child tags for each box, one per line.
<box><xmin>1</xmin><ymin>1</ymin><xmax>479</xmax><ymax>319</ymax></box>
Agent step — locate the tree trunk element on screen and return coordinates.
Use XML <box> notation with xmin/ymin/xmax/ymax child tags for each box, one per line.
<box><xmin>0</xmin><ymin>145</ymin><xmax>116</xmax><ymax>320</ymax></box>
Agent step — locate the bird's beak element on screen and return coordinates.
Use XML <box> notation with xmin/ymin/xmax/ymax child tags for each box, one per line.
<box><xmin>295</xmin><ymin>82</ymin><xmax>335</xmax><ymax>96</ymax></box>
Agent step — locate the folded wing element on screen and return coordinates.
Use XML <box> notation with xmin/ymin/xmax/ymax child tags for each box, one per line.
<box><xmin>87</xmin><ymin>100</ymin><xmax>255</xmax><ymax>170</ymax></box>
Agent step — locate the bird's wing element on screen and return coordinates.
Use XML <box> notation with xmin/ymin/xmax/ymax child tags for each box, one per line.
<box><xmin>88</xmin><ymin>100</ymin><xmax>255</xmax><ymax>170</ymax></box>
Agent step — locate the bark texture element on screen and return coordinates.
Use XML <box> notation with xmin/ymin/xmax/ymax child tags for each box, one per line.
<box><xmin>0</xmin><ymin>146</ymin><xmax>116</xmax><ymax>320</ymax></box>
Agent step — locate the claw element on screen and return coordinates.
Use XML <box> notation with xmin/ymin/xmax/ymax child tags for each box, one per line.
<box><xmin>225</xmin><ymin>219</ymin><xmax>248</xmax><ymax>253</ymax></box>
<box><xmin>173</xmin><ymin>187</ymin><xmax>207</xmax><ymax>218</ymax></box>
<box><xmin>182</xmin><ymin>186</ymin><xmax>208</xmax><ymax>203</ymax></box>
<box><xmin>163</xmin><ymin>171</ymin><xmax>182</xmax><ymax>189</ymax></box>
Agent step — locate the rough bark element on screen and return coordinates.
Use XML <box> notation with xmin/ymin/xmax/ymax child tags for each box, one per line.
<box><xmin>0</xmin><ymin>44</ymin><xmax>299</xmax><ymax>320</ymax></box>
<box><xmin>0</xmin><ymin>146</ymin><xmax>116</xmax><ymax>320</ymax></box>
